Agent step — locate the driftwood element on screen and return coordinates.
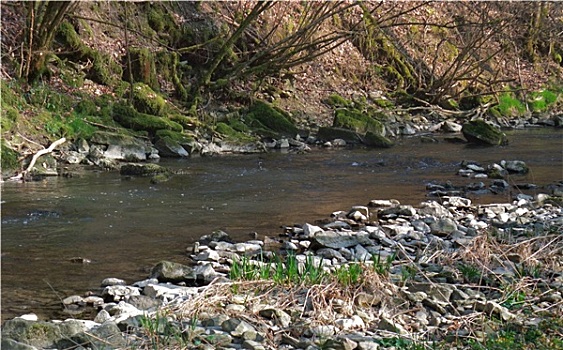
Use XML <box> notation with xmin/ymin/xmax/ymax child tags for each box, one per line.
<box><xmin>8</xmin><ymin>137</ymin><xmax>66</xmax><ymax>181</ymax></box>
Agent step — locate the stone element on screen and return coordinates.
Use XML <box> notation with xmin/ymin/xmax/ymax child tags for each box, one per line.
<box><xmin>442</xmin><ymin>120</ymin><xmax>462</xmax><ymax>133</ymax></box>
<box><xmin>150</xmin><ymin>260</ymin><xmax>196</xmax><ymax>284</ymax></box>
<box><xmin>242</xmin><ymin>339</ymin><xmax>266</xmax><ymax>350</ymax></box>
<box><xmin>120</xmin><ymin>163</ymin><xmax>169</xmax><ymax>177</ymax></box>
<box><xmin>259</xmin><ymin>308</ymin><xmax>292</xmax><ymax>328</ymax></box>
<box><xmin>101</xmin><ymin>285</ymin><xmax>141</xmax><ymax>302</ymax></box>
<box><xmin>429</xmin><ymin>217</ymin><xmax>458</xmax><ymax>236</ymax></box>
<box><xmin>361</xmin><ymin>131</ymin><xmax>394</xmax><ymax>148</ymax></box>
<box><xmin>461</xmin><ymin>119</ymin><xmax>508</xmax><ymax>146</ymax></box>
<box><xmin>155</xmin><ymin>137</ymin><xmax>189</xmax><ymax>157</ymax></box>
<box><xmin>311</xmin><ymin>231</ymin><xmax>363</xmax><ymax>249</ymax></box>
<box><xmin>302</xmin><ymin>223</ymin><xmax>324</xmax><ymax>237</ymax></box>
<box><xmin>378</xmin><ymin>316</ymin><xmax>407</xmax><ymax>335</ymax></box>
<box><xmin>101</xmin><ymin>278</ymin><xmax>127</xmax><ymax>287</ymax></box>
<box><xmin>501</xmin><ymin>160</ymin><xmax>529</xmax><ymax>174</ymax></box>
<box><xmin>221</xmin><ymin>318</ymin><xmax>256</xmax><ymax>337</ymax></box>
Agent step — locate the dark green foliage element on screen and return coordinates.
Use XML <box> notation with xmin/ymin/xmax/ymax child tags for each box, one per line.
<box><xmin>245</xmin><ymin>100</ymin><xmax>299</xmax><ymax>137</ymax></box>
<box><xmin>112</xmin><ymin>103</ymin><xmax>183</xmax><ymax>134</ymax></box>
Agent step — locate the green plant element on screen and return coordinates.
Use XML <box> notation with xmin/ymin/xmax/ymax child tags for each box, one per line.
<box><xmin>335</xmin><ymin>263</ymin><xmax>363</xmax><ymax>286</ymax></box>
<box><xmin>372</xmin><ymin>252</ymin><xmax>395</xmax><ymax>276</ymax></box>
<box><xmin>515</xmin><ymin>262</ymin><xmax>542</xmax><ymax>279</ymax></box>
<box><xmin>458</xmin><ymin>263</ymin><xmax>482</xmax><ymax>283</ymax></box>
<box><xmin>494</xmin><ymin>92</ymin><xmax>527</xmax><ymax>117</ymax></box>
<box><xmin>400</xmin><ymin>264</ymin><xmax>417</xmax><ymax>284</ymax></box>
<box><xmin>528</xmin><ymin>89</ymin><xmax>559</xmax><ymax>112</ymax></box>
<box><xmin>139</xmin><ymin>311</ymin><xmax>187</xmax><ymax>350</ymax></box>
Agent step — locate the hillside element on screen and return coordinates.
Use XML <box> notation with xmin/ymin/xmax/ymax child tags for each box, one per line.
<box><xmin>1</xmin><ymin>1</ymin><xmax>562</xmax><ymax>174</ymax></box>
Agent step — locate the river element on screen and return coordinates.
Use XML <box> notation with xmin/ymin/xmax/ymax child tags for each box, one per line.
<box><xmin>1</xmin><ymin>128</ymin><xmax>561</xmax><ymax>322</ymax></box>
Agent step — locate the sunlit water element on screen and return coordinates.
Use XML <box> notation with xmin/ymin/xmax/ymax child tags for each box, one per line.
<box><xmin>1</xmin><ymin>128</ymin><xmax>561</xmax><ymax>322</ymax></box>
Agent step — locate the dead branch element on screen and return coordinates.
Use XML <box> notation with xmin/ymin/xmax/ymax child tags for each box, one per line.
<box><xmin>8</xmin><ymin>137</ymin><xmax>66</xmax><ymax>181</ymax></box>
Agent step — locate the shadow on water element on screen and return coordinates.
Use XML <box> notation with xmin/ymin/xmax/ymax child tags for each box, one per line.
<box><xmin>1</xmin><ymin>128</ymin><xmax>561</xmax><ymax>322</ymax></box>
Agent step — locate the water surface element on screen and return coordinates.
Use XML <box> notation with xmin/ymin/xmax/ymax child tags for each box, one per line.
<box><xmin>1</xmin><ymin>128</ymin><xmax>561</xmax><ymax>322</ymax></box>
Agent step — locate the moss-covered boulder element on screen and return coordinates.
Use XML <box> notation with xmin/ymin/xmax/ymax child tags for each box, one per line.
<box><xmin>1</xmin><ymin>318</ymin><xmax>85</xmax><ymax>349</ymax></box>
<box><xmin>215</xmin><ymin>122</ymin><xmax>257</xmax><ymax>143</ymax></box>
<box><xmin>361</xmin><ymin>131</ymin><xmax>394</xmax><ymax>148</ymax></box>
<box><xmin>245</xmin><ymin>101</ymin><xmax>299</xmax><ymax>137</ymax></box>
<box><xmin>112</xmin><ymin>103</ymin><xmax>182</xmax><ymax>134</ymax></box>
<box><xmin>131</xmin><ymin>83</ymin><xmax>168</xmax><ymax>116</ymax></box>
<box><xmin>333</xmin><ymin>109</ymin><xmax>386</xmax><ymax>136</ymax></box>
<box><xmin>462</xmin><ymin>120</ymin><xmax>508</xmax><ymax>146</ymax></box>
<box><xmin>120</xmin><ymin>163</ymin><xmax>170</xmax><ymax>177</ymax></box>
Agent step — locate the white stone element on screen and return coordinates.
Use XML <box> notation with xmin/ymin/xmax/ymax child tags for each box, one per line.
<box><xmin>16</xmin><ymin>313</ymin><xmax>38</xmax><ymax>321</ymax></box>
<box><xmin>303</xmin><ymin>223</ymin><xmax>324</xmax><ymax>237</ymax></box>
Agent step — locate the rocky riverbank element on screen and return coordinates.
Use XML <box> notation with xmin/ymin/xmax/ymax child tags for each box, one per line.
<box><xmin>2</xmin><ymin>189</ymin><xmax>562</xmax><ymax>349</ymax></box>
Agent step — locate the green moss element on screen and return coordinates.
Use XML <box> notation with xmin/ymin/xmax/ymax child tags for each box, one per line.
<box><xmin>361</xmin><ymin>131</ymin><xmax>394</xmax><ymax>148</ymax></box>
<box><xmin>74</xmin><ymin>99</ymin><xmax>98</xmax><ymax>116</ymax></box>
<box><xmin>492</xmin><ymin>92</ymin><xmax>526</xmax><ymax>117</ymax></box>
<box><xmin>112</xmin><ymin>103</ymin><xmax>182</xmax><ymax>134</ymax></box>
<box><xmin>58</xmin><ymin>21</ymin><xmax>122</xmax><ymax>86</ymax></box>
<box><xmin>462</xmin><ymin>119</ymin><xmax>508</xmax><ymax>146</ymax></box>
<box><xmin>215</xmin><ymin>122</ymin><xmax>257</xmax><ymax>143</ymax></box>
<box><xmin>1</xmin><ymin>142</ymin><xmax>19</xmax><ymax>171</ymax></box>
<box><xmin>169</xmin><ymin>113</ymin><xmax>200</xmax><ymax>130</ymax></box>
<box><xmin>528</xmin><ymin>89</ymin><xmax>559</xmax><ymax>112</ymax></box>
<box><xmin>326</xmin><ymin>94</ymin><xmax>353</xmax><ymax>108</ymax></box>
<box><xmin>126</xmin><ymin>48</ymin><xmax>158</xmax><ymax>90</ymax></box>
<box><xmin>131</xmin><ymin>83</ymin><xmax>168</xmax><ymax>116</ymax></box>
<box><xmin>333</xmin><ymin>109</ymin><xmax>385</xmax><ymax>135</ymax></box>
<box><xmin>245</xmin><ymin>100</ymin><xmax>299</xmax><ymax>137</ymax></box>
<box><xmin>155</xmin><ymin>129</ymin><xmax>194</xmax><ymax>144</ymax></box>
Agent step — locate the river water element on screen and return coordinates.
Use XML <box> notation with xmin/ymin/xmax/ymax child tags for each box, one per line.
<box><xmin>1</xmin><ymin>128</ymin><xmax>561</xmax><ymax>322</ymax></box>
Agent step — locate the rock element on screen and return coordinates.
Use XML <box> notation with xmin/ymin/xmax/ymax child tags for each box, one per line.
<box><xmin>90</xmin><ymin>131</ymin><xmax>151</xmax><ymax>161</ymax></box>
<box><xmin>461</xmin><ymin>119</ymin><xmax>508</xmax><ymax>146</ymax></box>
<box><xmin>501</xmin><ymin>160</ymin><xmax>529</xmax><ymax>174</ymax></box>
<box><xmin>407</xmin><ymin>282</ymin><xmax>454</xmax><ymax>303</ymax></box>
<box><xmin>221</xmin><ymin>318</ymin><xmax>256</xmax><ymax>337</ymax></box>
<box><xmin>378</xmin><ymin>316</ymin><xmax>407</xmax><ymax>335</ymax></box>
<box><xmin>259</xmin><ymin>308</ymin><xmax>292</xmax><ymax>328</ymax></box>
<box><xmin>120</xmin><ymin>163</ymin><xmax>170</xmax><ymax>177</ymax></box>
<box><xmin>442</xmin><ymin>120</ymin><xmax>463</xmax><ymax>133</ymax></box>
<box><xmin>200</xmin><ymin>230</ymin><xmax>234</xmax><ymax>245</ymax></box>
<box><xmin>361</xmin><ymin>131</ymin><xmax>394</xmax><ymax>148</ymax></box>
<box><xmin>102</xmin><ymin>285</ymin><xmax>141</xmax><ymax>302</ymax></box>
<box><xmin>302</xmin><ymin>223</ymin><xmax>324</xmax><ymax>237</ymax></box>
<box><xmin>155</xmin><ymin>137</ymin><xmax>189</xmax><ymax>157</ymax></box>
<box><xmin>311</xmin><ymin>231</ymin><xmax>366</xmax><ymax>250</ymax></box>
<box><xmin>1</xmin><ymin>318</ymin><xmax>85</xmax><ymax>349</ymax></box>
<box><xmin>101</xmin><ymin>278</ymin><xmax>127</xmax><ymax>287</ymax></box>
<box><xmin>317</xmin><ymin>127</ymin><xmax>362</xmax><ymax>144</ymax></box>
<box><xmin>150</xmin><ymin>261</ymin><xmax>197</xmax><ymax>284</ymax></box>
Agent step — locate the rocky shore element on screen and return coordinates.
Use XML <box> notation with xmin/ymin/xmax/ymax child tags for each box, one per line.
<box><xmin>2</xmin><ymin>188</ymin><xmax>562</xmax><ymax>349</ymax></box>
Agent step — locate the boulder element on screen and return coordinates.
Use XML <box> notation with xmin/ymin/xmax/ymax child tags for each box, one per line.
<box><xmin>120</xmin><ymin>163</ymin><xmax>170</xmax><ymax>177</ymax></box>
<box><xmin>316</xmin><ymin>127</ymin><xmax>362</xmax><ymax>144</ymax></box>
<box><xmin>360</xmin><ymin>131</ymin><xmax>394</xmax><ymax>148</ymax></box>
<box><xmin>90</xmin><ymin>131</ymin><xmax>151</xmax><ymax>161</ymax></box>
<box><xmin>155</xmin><ymin>137</ymin><xmax>189</xmax><ymax>157</ymax></box>
<box><xmin>150</xmin><ymin>260</ymin><xmax>197</xmax><ymax>284</ymax></box>
<box><xmin>461</xmin><ymin>119</ymin><xmax>508</xmax><ymax>146</ymax></box>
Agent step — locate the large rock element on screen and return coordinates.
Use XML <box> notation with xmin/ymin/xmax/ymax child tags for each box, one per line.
<box><xmin>150</xmin><ymin>260</ymin><xmax>197</xmax><ymax>284</ymax></box>
<box><xmin>317</xmin><ymin>127</ymin><xmax>362</xmax><ymax>144</ymax></box>
<box><xmin>1</xmin><ymin>318</ymin><xmax>85</xmax><ymax>349</ymax></box>
<box><xmin>311</xmin><ymin>231</ymin><xmax>366</xmax><ymax>249</ymax></box>
<box><xmin>90</xmin><ymin>131</ymin><xmax>152</xmax><ymax>161</ymax></box>
<box><xmin>155</xmin><ymin>137</ymin><xmax>189</xmax><ymax>157</ymax></box>
<box><xmin>461</xmin><ymin>120</ymin><xmax>508</xmax><ymax>146</ymax></box>
<box><xmin>360</xmin><ymin>131</ymin><xmax>394</xmax><ymax>148</ymax></box>
<box><xmin>120</xmin><ymin>163</ymin><xmax>170</xmax><ymax>177</ymax></box>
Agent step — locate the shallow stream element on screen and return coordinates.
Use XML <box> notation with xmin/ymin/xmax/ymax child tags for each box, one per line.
<box><xmin>1</xmin><ymin>128</ymin><xmax>561</xmax><ymax>322</ymax></box>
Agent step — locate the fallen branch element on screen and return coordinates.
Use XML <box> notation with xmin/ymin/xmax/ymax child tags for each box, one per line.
<box><xmin>8</xmin><ymin>137</ymin><xmax>66</xmax><ymax>181</ymax></box>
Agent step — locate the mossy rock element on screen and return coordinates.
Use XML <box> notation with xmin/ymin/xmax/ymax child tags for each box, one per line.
<box><xmin>131</xmin><ymin>83</ymin><xmax>168</xmax><ymax>116</ymax></box>
<box><xmin>215</xmin><ymin>122</ymin><xmax>256</xmax><ymax>143</ymax></box>
<box><xmin>1</xmin><ymin>142</ymin><xmax>19</xmax><ymax>172</ymax></box>
<box><xmin>325</xmin><ymin>94</ymin><xmax>354</xmax><ymax>108</ymax></box>
<box><xmin>169</xmin><ymin>113</ymin><xmax>200</xmax><ymax>130</ymax></box>
<box><xmin>155</xmin><ymin>136</ymin><xmax>189</xmax><ymax>157</ymax></box>
<box><xmin>333</xmin><ymin>109</ymin><xmax>386</xmax><ymax>136</ymax></box>
<box><xmin>155</xmin><ymin>129</ymin><xmax>194</xmax><ymax>144</ymax></box>
<box><xmin>112</xmin><ymin>103</ymin><xmax>182</xmax><ymax>134</ymax></box>
<box><xmin>462</xmin><ymin>120</ymin><xmax>508</xmax><ymax>146</ymax></box>
<box><xmin>120</xmin><ymin>163</ymin><xmax>170</xmax><ymax>177</ymax></box>
<box><xmin>317</xmin><ymin>127</ymin><xmax>362</xmax><ymax>144</ymax></box>
<box><xmin>245</xmin><ymin>100</ymin><xmax>299</xmax><ymax>137</ymax></box>
<box><xmin>361</xmin><ymin>131</ymin><xmax>394</xmax><ymax>148</ymax></box>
